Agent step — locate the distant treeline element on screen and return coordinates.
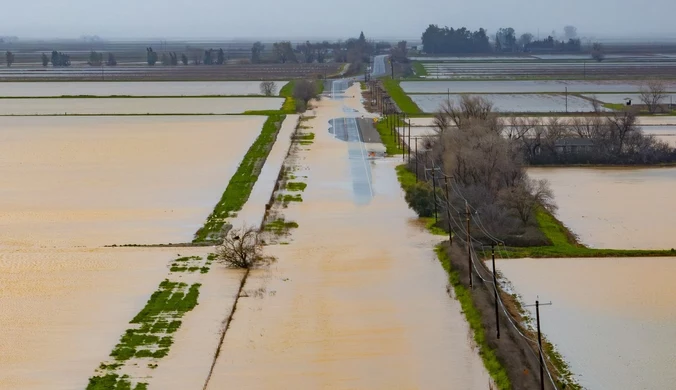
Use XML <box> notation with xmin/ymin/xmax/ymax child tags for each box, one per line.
<box><xmin>421</xmin><ymin>24</ymin><xmax>585</xmax><ymax>55</ymax></box>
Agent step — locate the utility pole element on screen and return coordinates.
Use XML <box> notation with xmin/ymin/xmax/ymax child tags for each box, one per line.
<box><xmin>402</xmin><ymin>113</ymin><xmax>406</xmax><ymax>161</ymax></box>
<box><xmin>407</xmin><ymin>122</ymin><xmax>411</xmax><ymax>164</ymax></box>
<box><xmin>432</xmin><ymin>169</ymin><xmax>438</xmax><ymax>223</ymax></box>
<box><xmin>565</xmin><ymin>87</ymin><xmax>568</xmax><ymax>113</ymax></box>
<box><xmin>414</xmin><ymin>140</ymin><xmax>418</xmax><ymax>183</ymax></box>
<box><xmin>525</xmin><ymin>299</ymin><xmax>553</xmax><ymax>390</ymax></box>
<box><xmin>390</xmin><ymin>58</ymin><xmax>394</xmax><ymax>78</ymax></box>
<box><xmin>466</xmin><ymin>201</ymin><xmax>472</xmax><ymax>288</ymax></box>
<box><xmin>443</xmin><ymin>177</ymin><xmax>453</xmax><ymax>245</ymax></box>
<box><xmin>491</xmin><ymin>244</ymin><xmax>499</xmax><ymax>339</ymax></box>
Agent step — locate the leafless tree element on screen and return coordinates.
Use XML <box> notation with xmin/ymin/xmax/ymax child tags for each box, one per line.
<box><xmin>639</xmin><ymin>80</ymin><xmax>668</xmax><ymax>114</ymax></box>
<box><xmin>217</xmin><ymin>226</ymin><xmax>275</xmax><ymax>269</ymax></box>
<box><xmin>293</xmin><ymin>79</ymin><xmax>319</xmax><ymax>112</ymax></box>
<box><xmin>260</xmin><ymin>81</ymin><xmax>277</xmax><ymax>96</ymax></box>
<box><xmin>499</xmin><ymin>179</ymin><xmax>557</xmax><ymax>224</ymax></box>
<box><xmin>591</xmin><ymin>42</ymin><xmax>605</xmax><ymax>62</ymax></box>
<box><xmin>434</xmin><ymin>95</ymin><xmax>501</xmax><ymax>134</ymax></box>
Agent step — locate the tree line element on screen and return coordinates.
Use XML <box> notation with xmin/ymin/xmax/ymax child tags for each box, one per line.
<box><xmin>421</xmin><ymin>24</ymin><xmax>591</xmax><ymax>55</ymax></box>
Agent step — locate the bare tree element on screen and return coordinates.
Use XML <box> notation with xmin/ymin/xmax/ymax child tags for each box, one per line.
<box><xmin>591</xmin><ymin>42</ymin><xmax>605</xmax><ymax>62</ymax></box>
<box><xmin>293</xmin><ymin>79</ymin><xmax>319</xmax><ymax>112</ymax></box>
<box><xmin>259</xmin><ymin>81</ymin><xmax>277</xmax><ymax>96</ymax></box>
<box><xmin>499</xmin><ymin>179</ymin><xmax>557</xmax><ymax>224</ymax></box>
<box><xmin>434</xmin><ymin>96</ymin><xmax>501</xmax><ymax>134</ymax></box>
<box><xmin>563</xmin><ymin>25</ymin><xmax>578</xmax><ymax>40</ymax></box>
<box><xmin>639</xmin><ymin>80</ymin><xmax>668</xmax><ymax>114</ymax></box>
<box><xmin>216</xmin><ymin>226</ymin><xmax>275</xmax><ymax>269</ymax></box>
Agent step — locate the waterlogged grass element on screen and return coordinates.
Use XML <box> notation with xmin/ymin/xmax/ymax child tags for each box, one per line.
<box><xmin>264</xmin><ymin>218</ymin><xmax>299</xmax><ymax>235</ymax></box>
<box><xmin>507</xmin><ymin>208</ymin><xmax>676</xmax><ymax>258</ymax></box>
<box><xmin>88</xmin><ymin>274</ymin><xmax>202</xmax><ymax>389</ymax></box>
<box><xmin>276</xmin><ymin>193</ymin><xmax>303</xmax><ymax>203</ymax></box>
<box><xmin>434</xmin><ymin>245</ymin><xmax>511</xmax><ymax>390</ymax></box>
<box><xmin>279</xmin><ymin>81</ymin><xmax>297</xmax><ymax>113</ymax></box>
<box><xmin>194</xmin><ymin>115</ymin><xmax>285</xmax><ymax>243</ymax></box>
<box><xmin>382</xmin><ymin>77</ymin><xmax>422</xmax><ymax>114</ymax></box>
<box><xmin>286</xmin><ymin>182</ymin><xmax>307</xmax><ymax>192</ymax></box>
<box><xmin>87</xmin><ymin>373</ymin><xmax>148</xmax><ymax>390</ymax></box>
<box><xmin>294</xmin><ymin>132</ymin><xmax>315</xmax><ymax>145</ymax></box>
<box><xmin>412</xmin><ymin>61</ymin><xmax>428</xmax><ymax>77</ymax></box>
<box><xmin>375</xmin><ymin>116</ymin><xmax>404</xmax><ymax>155</ymax></box>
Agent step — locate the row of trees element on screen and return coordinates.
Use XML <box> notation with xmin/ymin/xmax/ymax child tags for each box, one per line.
<box><xmin>422</xmin><ymin>24</ymin><xmax>593</xmax><ymax>55</ymax></box>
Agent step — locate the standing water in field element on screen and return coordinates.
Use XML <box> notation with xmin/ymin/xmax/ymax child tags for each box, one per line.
<box><xmin>205</xmin><ymin>83</ymin><xmax>490</xmax><ymax>389</ymax></box>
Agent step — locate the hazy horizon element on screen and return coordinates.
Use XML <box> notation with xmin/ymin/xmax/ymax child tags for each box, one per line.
<box><xmin>2</xmin><ymin>0</ymin><xmax>676</xmax><ymax>41</ymax></box>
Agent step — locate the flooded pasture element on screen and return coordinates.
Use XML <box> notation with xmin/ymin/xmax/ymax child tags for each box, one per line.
<box><xmin>528</xmin><ymin>167</ymin><xmax>676</xmax><ymax>249</ymax></box>
<box><xmin>206</xmin><ymin>84</ymin><xmax>490</xmax><ymax>389</ymax></box>
<box><xmin>0</xmin><ymin>115</ymin><xmax>268</xmax><ymax>389</ymax></box>
<box><xmin>412</xmin><ymin>93</ymin><xmax>595</xmax><ymax>113</ymax></box>
<box><xmin>0</xmin><ymin>97</ymin><xmax>282</xmax><ymax>115</ymax></box>
<box><xmin>0</xmin><ymin>81</ymin><xmax>289</xmax><ymax>97</ymax></box>
<box><xmin>496</xmin><ymin>257</ymin><xmax>676</xmax><ymax>390</ymax></box>
<box><xmin>401</xmin><ymin>80</ymin><xmax>676</xmax><ymax>94</ymax></box>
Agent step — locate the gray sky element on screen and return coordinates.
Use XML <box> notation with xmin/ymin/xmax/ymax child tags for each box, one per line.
<box><xmin>3</xmin><ymin>0</ymin><xmax>676</xmax><ymax>40</ymax></box>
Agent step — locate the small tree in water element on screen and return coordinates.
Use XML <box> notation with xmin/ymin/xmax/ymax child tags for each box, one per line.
<box><xmin>217</xmin><ymin>226</ymin><xmax>275</xmax><ymax>269</ymax></box>
<box><xmin>260</xmin><ymin>81</ymin><xmax>277</xmax><ymax>96</ymax></box>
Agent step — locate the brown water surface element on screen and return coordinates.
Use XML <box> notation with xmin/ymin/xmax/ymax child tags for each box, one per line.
<box><xmin>497</xmin><ymin>257</ymin><xmax>676</xmax><ymax>390</ymax></box>
<box><xmin>0</xmin><ymin>115</ymin><xmax>266</xmax><ymax>389</ymax></box>
<box><xmin>528</xmin><ymin>167</ymin><xmax>676</xmax><ymax>249</ymax></box>
<box><xmin>207</xmin><ymin>85</ymin><xmax>489</xmax><ymax>389</ymax></box>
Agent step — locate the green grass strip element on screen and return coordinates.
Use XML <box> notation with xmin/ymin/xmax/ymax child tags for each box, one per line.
<box><xmin>507</xmin><ymin>208</ymin><xmax>676</xmax><ymax>258</ymax></box>
<box><xmin>194</xmin><ymin>114</ymin><xmax>286</xmax><ymax>242</ymax></box>
<box><xmin>375</xmin><ymin>116</ymin><xmax>405</xmax><ymax>155</ymax></box>
<box><xmin>279</xmin><ymin>80</ymin><xmax>297</xmax><ymax>113</ymax></box>
<box><xmin>382</xmin><ymin>77</ymin><xmax>422</xmax><ymax>114</ymax></box>
<box><xmin>411</xmin><ymin>61</ymin><xmax>428</xmax><ymax>77</ymax></box>
<box><xmin>434</xmin><ymin>245</ymin><xmax>511</xmax><ymax>390</ymax></box>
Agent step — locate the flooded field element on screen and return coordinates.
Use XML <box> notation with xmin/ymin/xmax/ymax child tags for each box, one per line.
<box><xmin>497</xmin><ymin>257</ymin><xmax>676</xmax><ymax>390</ymax></box>
<box><xmin>412</xmin><ymin>93</ymin><xmax>595</xmax><ymax>113</ymax></box>
<box><xmin>528</xmin><ymin>167</ymin><xmax>676</xmax><ymax>249</ymax></box>
<box><xmin>0</xmin><ymin>97</ymin><xmax>282</xmax><ymax>115</ymax></box>
<box><xmin>0</xmin><ymin>115</ymin><xmax>268</xmax><ymax>389</ymax></box>
<box><xmin>401</xmin><ymin>80</ymin><xmax>676</xmax><ymax>94</ymax></box>
<box><xmin>0</xmin><ymin>81</ymin><xmax>289</xmax><ymax>97</ymax></box>
<box><xmin>584</xmin><ymin>93</ymin><xmax>676</xmax><ymax>105</ymax></box>
<box><xmin>206</xmin><ymin>84</ymin><xmax>490</xmax><ymax>389</ymax></box>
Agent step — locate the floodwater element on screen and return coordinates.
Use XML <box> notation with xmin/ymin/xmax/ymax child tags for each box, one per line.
<box><xmin>0</xmin><ymin>81</ymin><xmax>288</xmax><ymax>97</ymax></box>
<box><xmin>584</xmin><ymin>93</ymin><xmax>676</xmax><ymax>104</ymax></box>
<box><xmin>0</xmin><ymin>115</ymin><xmax>267</xmax><ymax>389</ymax></box>
<box><xmin>401</xmin><ymin>80</ymin><xmax>676</xmax><ymax>94</ymax></box>
<box><xmin>0</xmin><ymin>97</ymin><xmax>283</xmax><ymax>115</ymax></box>
<box><xmin>412</xmin><ymin>93</ymin><xmax>596</xmax><ymax>113</ymax></box>
<box><xmin>528</xmin><ymin>167</ymin><xmax>676</xmax><ymax>249</ymax></box>
<box><xmin>496</xmin><ymin>257</ymin><xmax>676</xmax><ymax>390</ymax></box>
<box><xmin>206</xmin><ymin>83</ymin><xmax>490</xmax><ymax>389</ymax></box>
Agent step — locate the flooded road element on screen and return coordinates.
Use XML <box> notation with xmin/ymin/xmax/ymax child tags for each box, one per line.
<box><xmin>0</xmin><ymin>115</ymin><xmax>267</xmax><ymax>388</ymax></box>
<box><xmin>206</xmin><ymin>83</ymin><xmax>489</xmax><ymax>389</ymax></box>
<box><xmin>528</xmin><ymin>167</ymin><xmax>676</xmax><ymax>249</ymax></box>
<box><xmin>497</xmin><ymin>257</ymin><xmax>676</xmax><ymax>390</ymax></box>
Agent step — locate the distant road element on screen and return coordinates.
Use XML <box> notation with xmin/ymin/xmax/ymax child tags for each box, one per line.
<box><xmin>371</xmin><ymin>55</ymin><xmax>388</xmax><ymax>78</ymax></box>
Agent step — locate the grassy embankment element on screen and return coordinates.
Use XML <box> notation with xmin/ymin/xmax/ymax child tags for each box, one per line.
<box><xmin>87</xmin><ymin>255</ymin><xmax>216</xmax><ymax>389</ymax></box>
<box><xmin>381</xmin><ymin>77</ymin><xmax>422</xmax><ymax>115</ymax></box>
<box><xmin>411</xmin><ymin>61</ymin><xmax>428</xmax><ymax>77</ymax></box>
<box><xmin>508</xmin><ymin>208</ymin><xmax>676</xmax><ymax>258</ymax></box>
<box><xmin>193</xmin><ymin>115</ymin><xmax>286</xmax><ymax>243</ymax></box>
<box><xmin>374</xmin><ymin>115</ymin><xmax>405</xmax><ymax>156</ymax></box>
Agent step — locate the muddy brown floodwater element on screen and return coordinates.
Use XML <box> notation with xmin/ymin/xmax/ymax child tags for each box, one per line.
<box><xmin>528</xmin><ymin>167</ymin><xmax>676</xmax><ymax>249</ymax></box>
<box><xmin>497</xmin><ymin>257</ymin><xmax>676</xmax><ymax>390</ymax></box>
<box><xmin>206</xmin><ymin>84</ymin><xmax>490</xmax><ymax>389</ymax></box>
<box><xmin>0</xmin><ymin>115</ymin><xmax>266</xmax><ymax>389</ymax></box>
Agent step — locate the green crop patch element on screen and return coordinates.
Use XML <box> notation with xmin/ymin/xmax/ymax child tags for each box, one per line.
<box><xmin>286</xmin><ymin>182</ymin><xmax>307</xmax><ymax>192</ymax></box>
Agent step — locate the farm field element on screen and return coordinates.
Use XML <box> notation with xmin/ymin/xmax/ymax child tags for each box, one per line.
<box><xmin>412</xmin><ymin>93</ymin><xmax>596</xmax><ymax>113</ymax></box>
<box><xmin>583</xmin><ymin>93</ymin><xmax>676</xmax><ymax>104</ymax></box>
<box><xmin>0</xmin><ymin>81</ymin><xmax>288</xmax><ymax>97</ymax></box>
<box><xmin>0</xmin><ymin>115</ymin><xmax>269</xmax><ymax>389</ymax></box>
<box><xmin>400</xmin><ymin>80</ymin><xmax>676</xmax><ymax>94</ymax></box>
<box><xmin>0</xmin><ymin>97</ymin><xmax>283</xmax><ymax>115</ymax></box>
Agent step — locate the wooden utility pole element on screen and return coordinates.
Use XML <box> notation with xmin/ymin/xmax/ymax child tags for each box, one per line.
<box><xmin>414</xmin><ymin>140</ymin><xmax>418</xmax><ymax>183</ymax></box>
<box><xmin>432</xmin><ymin>169</ymin><xmax>438</xmax><ymax>223</ymax></box>
<box><xmin>491</xmin><ymin>244</ymin><xmax>499</xmax><ymax>339</ymax></box>
<box><xmin>525</xmin><ymin>299</ymin><xmax>553</xmax><ymax>390</ymax></box>
<box><xmin>443</xmin><ymin>177</ymin><xmax>453</xmax><ymax>245</ymax></box>
<box><xmin>466</xmin><ymin>201</ymin><xmax>472</xmax><ymax>288</ymax></box>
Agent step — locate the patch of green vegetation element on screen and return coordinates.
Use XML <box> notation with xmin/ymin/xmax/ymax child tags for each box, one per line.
<box><xmin>381</xmin><ymin>77</ymin><xmax>422</xmax><ymax>114</ymax></box>
<box><xmin>286</xmin><ymin>182</ymin><xmax>307</xmax><ymax>192</ymax></box>
<box><xmin>264</xmin><ymin>218</ymin><xmax>299</xmax><ymax>235</ymax></box>
<box><xmin>508</xmin><ymin>208</ymin><xmax>676</xmax><ymax>258</ymax></box>
<box><xmin>375</xmin><ymin>116</ymin><xmax>405</xmax><ymax>155</ymax></box>
<box><xmin>316</xmin><ymin>80</ymin><xmax>325</xmax><ymax>94</ymax></box>
<box><xmin>200</xmin><ymin>266</ymin><xmax>209</xmax><ymax>274</ymax></box>
<box><xmin>434</xmin><ymin>245</ymin><xmax>511</xmax><ymax>390</ymax></box>
<box><xmin>603</xmin><ymin>103</ymin><xmax>625</xmax><ymax>111</ymax></box>
<box><xmin>194</xmin><ymin>115</ymin><xmax>286</xmax><ymax>242</ymax></box>
<box><xmin>279</xmin><ymin>81</ymin><xmax>297</xmax><ymax>113</ymax></box>
<box><xmin>87</xmin><ymin>374</ymin><xmax>147</xmax><ymax>390</ymax></box>
<box><xmin>422</xmin><ymin>217</ymin><xmax>447</xmax><ymax>236</ymax></box>
<box><xmin>411</xmin><ymin>61</ymin><xmax>428</xmax><ymax>77</ymax></box>
<box><xmin>360</xmin><ymin>82</ymin><xmax>367</xmax><ymax>90</ymax></box>
<box><xmin>296</xmin><ymin>132</ymin><xmax>315</xmax><ymax>140</ymax></box>
<box><xmin>277</xmin><ymin>194</ymin><xmax>303</xmax><ymax>203</ymax></box>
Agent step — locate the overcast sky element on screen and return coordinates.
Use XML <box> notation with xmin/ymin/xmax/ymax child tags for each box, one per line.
<box><xmin>3</xmin><ymin>0</ymin><xmax>676</xmax><ymax>40</ymax></box>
